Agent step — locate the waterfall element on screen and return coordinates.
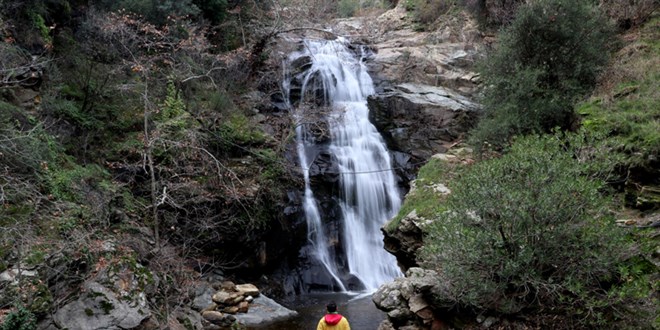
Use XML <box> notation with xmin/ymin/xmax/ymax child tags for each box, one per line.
<box><xmin>285</xmin><ymin>37</ymin><xmax>402</xmax><ymax>292</ymax></box>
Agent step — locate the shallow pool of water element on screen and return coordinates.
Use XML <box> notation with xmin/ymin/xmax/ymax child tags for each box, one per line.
<box><xmin>247</xmin><ymin>292</ymin><xmax>386</xmax><ymax>330</ymax></box>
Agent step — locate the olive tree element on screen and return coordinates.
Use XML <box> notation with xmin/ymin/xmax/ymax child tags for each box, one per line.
<box><xmin>471</xmin><ymin>0</ymin><xmax>614</xmax><ymax>150</ymax></box>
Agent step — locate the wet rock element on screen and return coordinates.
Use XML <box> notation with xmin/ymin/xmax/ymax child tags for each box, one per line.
<box><xmin>196</xmin><ymin>282</ymin><xmax>296</xmax><ymax>327</ymax></box>
<box><xmin>383</xmin><ymin>151</ymin><xmax>467</xmax><ymax>272</ymax></box>
<box><xmin>309</xmin><ymin>151</ymin><xmax>340</xmax><ymax>183</ymax></box>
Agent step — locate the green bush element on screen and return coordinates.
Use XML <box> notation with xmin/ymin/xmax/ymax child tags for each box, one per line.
<box><xmin>471</xmin><ymin>0</ymin><xmax>614</xmax><ymax>150</ymax></box>
<box><xmin>160</xmin><ymin>79</ymin><xmax>185</xmax><ymax>120</ymax></box>
<box><xmin>405</xmin><ymin>0</ymin><xmax>456</xmax><ymax>27</ymax></box>
<box><xmin>193</xmin><ymin>0</ymin><xmax>228</xmax><ymax>24</ymax></box>
<box><xmin>1</xmin><ymin>306</ymin><xmax>36</xmax><ymax>330</ymax></box>
<box><xmin>0</xmin><ymin>112</ymin><xmax>56</xmax><ymax>176</ymax></box>
<box><xmin>421</xmin><ymin>134</ymin><xmax>635</xmax><ymax>325</ymax></box>
<box><xmin>386</xmin><ymin>157</ymin><xmax>452</xmax><ymax>231</ymax></box>
<box><xmin>216</xmin><ymin>113</ymin><xmax>266</xmax><ymax>150</ymax></box>
<box><xmin>338</xmin><ymin>0</ymin><xmax>359</xmax><ymax>17</ymax></box>
<box><xmin>46</xmin><ymin>98</ymin><xmax>100</xmax><ymax>130</ymax></box>
<box><xmin>209</xmin><ymin>90</ymin><xmax>235</xmax><ymax>113</ymax></box>
<box><xmin>46</xmin><ymin>162</ymin><xmax>109</xmax><ymax>203</ymax></box>
<box><xmin>28</xmin><ymin>11</ymin><xmax>51</xmax><ymax>44</ymax></box>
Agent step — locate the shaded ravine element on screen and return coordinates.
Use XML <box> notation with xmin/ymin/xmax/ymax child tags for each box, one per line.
<box><xmin>285</xmin><ymin>37</ymin><xmax>403</xmax><ymax>292</ymax></box>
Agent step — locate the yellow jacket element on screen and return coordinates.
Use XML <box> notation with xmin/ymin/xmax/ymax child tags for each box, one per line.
<box><xmin>316</xmin><ymin>313</ymin><xmax>350</xmax><ymax>330</ymax></box>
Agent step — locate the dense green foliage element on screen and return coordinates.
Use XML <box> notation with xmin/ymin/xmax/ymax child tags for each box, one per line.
<box><xmin>420</xmin><ymin>134</ymin><xmax>650</xmax><ymax>325</ymax></box>
<box><xmin>1</xmin><ymin>306</ymin><xmax>36</xmax><ymax>330</ymax></box>
<box><xmin>471</xmin><ymin>0</ymin><xmax>614</xmax><ymax>150</ymax></box>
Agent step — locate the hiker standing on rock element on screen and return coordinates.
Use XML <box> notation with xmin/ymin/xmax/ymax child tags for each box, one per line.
<box><xmin>317</xmin><ymin>301</ymin><xmax>351</xmax><ymax>330</ymax></box>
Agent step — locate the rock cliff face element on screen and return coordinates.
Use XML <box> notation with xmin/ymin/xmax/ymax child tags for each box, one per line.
<box><xmin>333</xmin><ymin>1</ymin><xmax>483</xmax><ymax>166</ymax></box>
<box><xmin>368</xmin><ymin>83</ymin><xmax>478</xmax><ymax>159</ymax></box>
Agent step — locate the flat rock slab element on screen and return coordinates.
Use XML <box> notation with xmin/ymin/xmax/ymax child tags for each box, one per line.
<box><xmin>232</xmin><ymin>295</ymin><xmax>297</xmax><ymax>327</ymax></box>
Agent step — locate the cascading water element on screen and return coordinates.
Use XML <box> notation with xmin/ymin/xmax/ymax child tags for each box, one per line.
<box><xmin>285</xmin><ymin>37</ymin><xmax>402</xmax><ymax>292</ymax></box>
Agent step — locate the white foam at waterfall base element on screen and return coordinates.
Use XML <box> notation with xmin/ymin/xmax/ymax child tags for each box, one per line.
<box><xmin>289</xmin><ymin>37</ymin><xmax>402</xmax><ymax>292</ymax></box>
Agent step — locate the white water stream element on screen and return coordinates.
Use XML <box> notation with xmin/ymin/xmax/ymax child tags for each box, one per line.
<box><xmin>286</xmin><ymin>38</ymin><xmax>402</xmax><ymax>291</ymax></box>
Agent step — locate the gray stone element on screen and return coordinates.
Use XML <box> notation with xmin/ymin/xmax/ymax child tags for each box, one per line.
<box><xmin>0</xmin><ymin>268</ymin><xmax>38</xmax><ymax>284</ymax></box>
<box><xmin>53</xmin><ymin>282</ymin><xmax>151</xmax><ymax>330</ymax></box>
<box><xmin>373</xmin><ymin>282</ymin><xmax>405</xmax><ymax>312</ymax></box>
<box><xmin>482</xmin><ymin>316</ymin><xmax>499</xmax><ymax>328</ymax></box>
<box><xmin>387</xmin><ymin>307</ymin><xmax>414</xmax><ymax>321</ymax></box>
<box><xmin>232</xmin><ymin>295</ymin><xmax>297</xmax><ymax>327</ymax></box>
<box><xmin>238</xmin><ymin>301</ymin><xmax>249</xmax><ymax>313</ymax></box>
<box><xmin>408</xmin><ymin>294</ymin><xmax>428</xmax><ymax>314</ymax></box>
<box><xmin>192</xmin><ymin>283</ymin><xmax>215</xmax><ymax>311</ymax></box>
<box><xmin>377</xmin><ymin>319</ymin><xmax>396</xmax><ymax>330</ymax></box>
<box><xmin>220</xmin><ymin>281</ymin><xmax>236</xmax><ymax>291</ymax></box>
<box><xmin>36</xmin><ymin>319</ymin><xmax>58</xmax><ymax>330</ymax></box>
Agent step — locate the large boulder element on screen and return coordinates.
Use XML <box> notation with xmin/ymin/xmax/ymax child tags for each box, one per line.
<box><xmin>368</xmin><ymin>83</ymin><xmax>478</xmax><ymax>160</ymax></box>
<box><xmin>373</xmin><ymin>267</ymin><xmax>447</xmax><ymax>328</ymax></box>
<box><xmin>53</xmin><ymin>281</ymin><xmax>151</xmax><ymax>330</ymax></box>
<box><xmin>232</xmin><ymin>295</ymin><xmax>298</xmax><ymax>327</ymax></box>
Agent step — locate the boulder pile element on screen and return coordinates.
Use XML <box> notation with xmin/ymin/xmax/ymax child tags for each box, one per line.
<box><xmin>200</xmin><ymin>282</ymin><xmax>261</xmax><ymax>328</ymax></box>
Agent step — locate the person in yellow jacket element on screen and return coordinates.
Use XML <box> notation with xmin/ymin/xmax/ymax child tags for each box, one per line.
<box><xmin>317</xmin><ymin>301</ymin><xmax>351</xmax><ymax>330</ymax></box>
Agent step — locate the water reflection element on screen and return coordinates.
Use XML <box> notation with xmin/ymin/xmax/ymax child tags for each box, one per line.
<box><xmin>247</xmin><ymin>293</ymin><xmax>386</xmax><ymax>330</ymax></box>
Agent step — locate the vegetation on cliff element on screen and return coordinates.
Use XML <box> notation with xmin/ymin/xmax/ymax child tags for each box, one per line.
<box><xmin>388</xmin><ymin>0</ymin><xmax>659</xmax><ymax>327</ymax></box>
<box><xmin>1</xmin><ymin>0</ymin><xmax>658</xmax><ymax>328</ymax></box>
<box><xmin>471</xmin><ymin>0</ymin><xmax>615</xmax><ymax>150</ymax></box>
<box><xmin>0</xmin><ymin>0</ymin><xmax>303</xmax><ymax>327</ymax></box>
<box><xmin>422</xmin><ymin>134</ymin><xmax>644</xmax><ymax>326</ymax></box>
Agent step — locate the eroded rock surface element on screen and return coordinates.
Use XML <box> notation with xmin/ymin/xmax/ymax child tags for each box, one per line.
<box><xmin>53</xmin><ymin>281</ymin><xmax>151</xmax><ymax>330</ymax></box>
<box><xmin>373</xmin><ymin>267</ymin><xmax>449</xmax><ymax>329</ymax></box>
<box><xmin>368</xmin><ymin>83</ymin><xmax>478</xmax><ymax>159</ymax></box>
